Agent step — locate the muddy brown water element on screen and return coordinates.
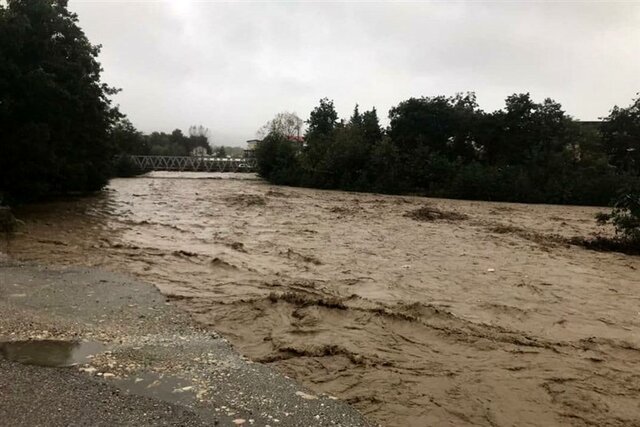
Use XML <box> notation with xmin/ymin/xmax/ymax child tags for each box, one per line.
<box><xmin>6</xmin><ymin>172</ymin><xmax>640</xmax><ymax>426</ymax></box>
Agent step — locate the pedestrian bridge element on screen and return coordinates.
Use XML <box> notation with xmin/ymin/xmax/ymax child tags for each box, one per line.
<box><xmin>128</xmin><ymin>155</ymin><xmax>257</xmax><ymax>173</ymax></box>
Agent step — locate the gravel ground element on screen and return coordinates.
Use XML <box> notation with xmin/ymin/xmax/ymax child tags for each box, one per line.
<box><xmin>0</xmin><ymin>260</ymin><xmax>371</xmax><ymax>427</ymax></box>
<box><xmin>0</xmin><ymin>358</ymin><xmax>209</xmax><ymax>427</ymax></box>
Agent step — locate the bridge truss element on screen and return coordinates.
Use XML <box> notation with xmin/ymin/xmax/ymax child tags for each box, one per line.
<box><xmin>128</xmin><ymin>156</ymin><xmax>257</xmax><ymax>173</ymax></box>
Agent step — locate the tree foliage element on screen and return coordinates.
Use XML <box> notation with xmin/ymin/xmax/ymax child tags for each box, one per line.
<box><xmin>110</xmin><ymin>124</ymin><xmax>213</xmax><ymax>158</ymax></box>
<box><xmin>255</xmin><ymin>132</ymin><xmax>302</xmax><ymax>186</ymax></box>
<box><xmin>144</xmin><ymin>127</ymin><xmax>211</xmax><ymax>156</ymax></box>
<box><xmin>111</xmin><ymin>119</ymin><xmax>148</xmax><ymax>155</ymax></box>
<box><xmin>257</xmin><ymin>93</ymin><xmax>640</xmax><ymax>206</ymax></box>
<box><xmin>601</xmin><ymin>94</ymin><xmax>640</xmax><ymax>175</ymax></box>
<box><xmin>257</xmin><ymin>111</ymin><xmax>303</xmax><ymax>139</ymax></box>
<box><xmin>596</xmin><ymin>192</ymin><xmax>640</xmax><ymax>249</ymax></box>
<box><xmin>0</xmin><ymin>0</ymin><xmax>120</xmax><ymax>201</ymax></box>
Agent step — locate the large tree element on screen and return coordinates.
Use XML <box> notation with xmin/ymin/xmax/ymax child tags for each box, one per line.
<box><xmin>388</xmin><ymin>92</ymin><xmax>480</xmax><ymax>162</ymax></box>
<box><xmin>0</xmin><ymin>0</ymin><xmax>120</xmax><ymax>202</ymax></box>
<box><xmin>306</xmin><ymin>98</ymin><xmax>338</xmax><ymax>139</ymax></box>
<box><xmin>257</xmin><ymin>111</ymin><xmax>304</xmax><ymax>139</ymax></box>
<box><xmin>302</xmin><ymin>98</ymin><xmax>339</xmax><ymax>184</ymax></box>
<box><xmin>601</xmin><ymin>94</ymin><xmax>640</xmax><ymax>175</ymax></box>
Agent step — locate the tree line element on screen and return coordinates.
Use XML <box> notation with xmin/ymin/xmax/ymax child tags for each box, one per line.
<box><xmin>113</xmin><ymin>122</ymin><xmax>211</xmax><ymax>157</ymax></box>
<box><xmin>256</xmin><ymin>93</ymin><xmax>640</xmax><ymax>207</ymax></box>
<box><xmin>110</xmin><ymin>121</ymin><xmax>245</xmax><ymax>176</ymax></box>
<box><xmin>111</xmin><ymin>122</ymin><xmax>241</xmax><ymax>158</ymax></box>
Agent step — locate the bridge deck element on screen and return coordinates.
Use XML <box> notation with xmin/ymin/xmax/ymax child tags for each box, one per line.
<box><xmin>128</xmin><ymin>155</ymin><xmax>256</xmax><ymax>173</ymax></box>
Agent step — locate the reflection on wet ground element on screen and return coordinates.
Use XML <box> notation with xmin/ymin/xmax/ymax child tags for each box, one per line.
<box><xmin>116</xmin><ymin>372</ymin><xmax>197</xmax><ymax>406</ymax></box>
<box><xmin>0</xmin><ymin>340</ymin><xmax>106</xmax><ymax>368</ymax></box>
<box><xmin>6</xmin><ymin>172</ymin><xmax>640</xmax><ymax>426</ymax></box>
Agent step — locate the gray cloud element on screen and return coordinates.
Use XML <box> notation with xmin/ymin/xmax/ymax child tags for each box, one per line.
<box><xmin>70</xmin><ymin>1</ymin><xmax>640</xmax><ymax>146</ymax></box>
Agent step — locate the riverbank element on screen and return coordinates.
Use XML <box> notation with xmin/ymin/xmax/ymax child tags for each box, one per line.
<box><xmin>0</xmin><ymin>260</ymin><xmax>371</xmax><ymax>426</ymax></box>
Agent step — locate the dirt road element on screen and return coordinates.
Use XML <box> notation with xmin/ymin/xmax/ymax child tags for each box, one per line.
<box><xmin>7</xmin><ymin>172</ymin><xmax>640</xmax><ymax>426</ymax></box>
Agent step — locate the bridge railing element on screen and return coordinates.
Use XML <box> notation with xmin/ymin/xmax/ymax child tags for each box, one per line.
<box><xmin>126</xmin><ymin>155</ymin><xmax>257</xmax><ymax>173</ymax></box>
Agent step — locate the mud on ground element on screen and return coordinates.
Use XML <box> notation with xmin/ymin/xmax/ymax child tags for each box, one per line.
<box><xmin>6</xmin><ymin>172</ymin><xmax>640</xmax><ymax>427</ymax></box>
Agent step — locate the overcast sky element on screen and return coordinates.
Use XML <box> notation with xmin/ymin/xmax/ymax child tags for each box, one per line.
<box><xmin>70</xmin><ymin>1</ymin><xmax>640</xmax><ymax>146</ymax></box>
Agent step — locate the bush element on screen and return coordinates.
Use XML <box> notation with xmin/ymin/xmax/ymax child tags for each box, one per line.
<box><xmin>597</xmin><ymin>192</ymin><xmax>640</xmax><ymax>246</ymax></box>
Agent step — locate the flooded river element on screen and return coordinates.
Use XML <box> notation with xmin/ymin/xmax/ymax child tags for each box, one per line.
<box><xmin>6</xmin><ymin>172</ymin><xmax>640</xmax><ymax>426</ymax></box>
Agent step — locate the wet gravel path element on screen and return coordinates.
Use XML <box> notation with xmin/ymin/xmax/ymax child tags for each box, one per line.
<box><xmin>0</xmin><ymin>358</ymin><xmax>209</xmax><ymax>427</ymax></box>
<box><xmin>0</xmin><ymin>260</ymin><xmax>371</xmax><ymax>427</ymax></box>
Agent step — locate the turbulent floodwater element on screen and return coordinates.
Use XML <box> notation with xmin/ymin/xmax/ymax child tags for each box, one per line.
<box><xmin>6</xmin><ymin>172</ymin><xmax>640</xmax><ymax>426</ymax></box>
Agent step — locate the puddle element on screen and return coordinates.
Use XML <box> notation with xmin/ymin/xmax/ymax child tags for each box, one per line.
<box><xmin>0</xmin><ymin>340</ymin><xmax>106</xmax><ymax>367</ymax></box>
<box><xmin>116</xmin><ymin>372</ymin><xmax>197</xmax><ymax>406</ymax></box>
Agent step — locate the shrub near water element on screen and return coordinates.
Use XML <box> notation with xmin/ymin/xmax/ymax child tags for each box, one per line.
<box><xmin>404</xmin><ymin>206</ymin><xmax>468</xmax><ymax>222</ymax></box>
<box><xmin>0</xmin><ymin>206</ymin><xmax>18</xmax><ymax>233</ymax></box>
<box><xmin>596</xmin><ymin>192</ymin><xmax>640</xmax><ymax>249</ymax></box>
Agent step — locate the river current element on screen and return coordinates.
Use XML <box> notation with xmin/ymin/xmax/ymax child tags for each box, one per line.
<box><xmin>8</xmin><ymin>172</ymin><xmax>640</xmax><ymax>426</ymax></box>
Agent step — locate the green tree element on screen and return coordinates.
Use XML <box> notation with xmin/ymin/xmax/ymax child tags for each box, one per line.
<box><xmin>601</xmin><ymin>94</ymin><xmax>640</xmax><ymax>175</ymax></box>
<box><xmin>147</xmin><ymin>132</ymin><xmax>171</xmax><ymax>155</ymax></box>
<box><xmin>322</xmin><ymin>116</ymin><xmax>368</xmax><ymax>189</ymax></box>
<box><xmin>143</xmin><ymin>127</ymin><xmax>211</xmax><ymax>156</ymax></box>
<box><xmin>215</xmin><ymin>146</ymin><xmax>227</xmax><ymax>157</ymax></box>
<box><xmin>255</xmin><ymin>92</ymin><xmax>637</xmax><ymax>207</ymax></box>
<box><xmin>306</xmin><ymin>98</ymin><xmax>338</xmax><ymax>138</ymax></box>
<box><xmin>255</xmin><ymin>132</ymin><xmax>302</xmax><ymax>185</ymax></box>
<box><xmin>0</xmin><ymin>0</ymin><xmax>120</xmax><ymax>201</ymax></box>
<box><xmin>324</xmin><ymin>106</ymin><xmax>383</xmax><ymax>189</ymax></box>
<box><xmin>367</xmin><ymin>136</ymin><xmax>404</xmax><ymax>193</ymax></box>
<box><xmin>349</xmin><ymin>104</ymin><xmax>363</xmax><ymax>127</ymax></box>
<box><xmin>111</xmin><ymin>118</ymin><xmax>147</xmax><ymax>155</ymax></box>
<box><xmin>387</xmin><ymin>93</ymin><xmax>481</xmax><ymax>190</ymax></box>
<box><xmin>361</xmin><ymin>107</ymin><xmax>383</xmax><ymax>146</ymax></box>
<box><xmin>388</xmin><ymin>93</ymin><xmax>480</xmax><ymax>162</ymax></box>
<box><xmin>597</xmin><ymin>192</ymin><xmax>640</xmax><ymax>247</ymax></box>
<box><xmin>302</xmin><ymin>98</ymin><xmax>339</xmax><ymax>185</ymax></box>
